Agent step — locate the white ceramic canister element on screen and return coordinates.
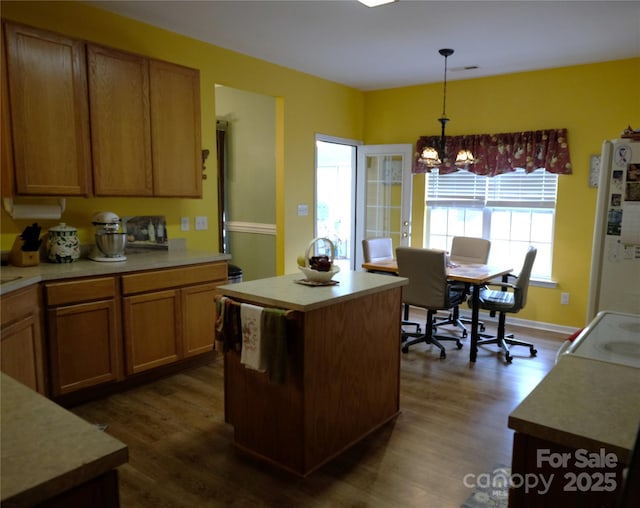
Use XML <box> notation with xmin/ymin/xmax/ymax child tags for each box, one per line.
<box><xmin>47</xmin><ymin>223</ymin><xmax>80</xmax><ymax>263</ymax></box>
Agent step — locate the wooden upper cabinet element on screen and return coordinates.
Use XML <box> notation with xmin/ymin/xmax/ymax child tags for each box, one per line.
<box><xmin>87</xmin><ymin>44</ymin><xmax>153</xmax><ymax>196</ymax></box>
<box><xmin>149</xmin><ymin>60</ymin><xmax>202</xmax><ymax>197</ymax></box>
<box><xmin>4</xmin><ymin>22</ymin><xmax>91</xmax><ymax>196</ymax></box>
<box><xmin>1</xmin><ymin>24</ymin><xmax>15</xmax><ymax>198</ymax></box>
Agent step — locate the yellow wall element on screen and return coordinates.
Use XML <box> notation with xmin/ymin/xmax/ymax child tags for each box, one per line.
<box><xmin>3</xmin><ymin>1</ymin><xmax>639</xmax><ymax>328</ymax></box>
<box><xmin>364</xmin><ymin>60</ymin><xmax>640</xmax><ymax>327</ymax></box>
<box><xmin>0</xmin><ymin>0</ymin><xmax>364</xmax><ymax>275</ymax></box>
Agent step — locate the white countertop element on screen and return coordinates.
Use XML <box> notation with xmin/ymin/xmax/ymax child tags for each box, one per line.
<box><xmin>217</xmin><ymin>271</ymin><xmax>408</xmax><ymax>312</ymax></box>
<box><xmin>0</xmin><ymin>250</ymin><xmax>230</xmax><ymax>295</ymax></box>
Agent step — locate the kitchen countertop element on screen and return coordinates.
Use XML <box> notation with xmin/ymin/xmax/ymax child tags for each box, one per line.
<box><xmin>508</xmin><ymin>354</ymin><xmax>640</xmax><ymax>464</ymax></box>
<box><xmin>217</xmin><ymin>270</ymin><xmax>407</xmax><ymax>312</ymax></box>
<box><xmin>0</xmin><ymin>373</ymin><xmax>128</xmax><ymax>507</ymax></box>
<box><xmin>0</xmin><ymin>250</ymin><xmax>230</xmax><ymax>295</ymax></box>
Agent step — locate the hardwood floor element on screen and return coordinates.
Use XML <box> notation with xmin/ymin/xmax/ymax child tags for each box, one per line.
<box><xmin>71</xmin><ymin>310</ymin><xmax>569</xmax><ymax>507</ymax></box>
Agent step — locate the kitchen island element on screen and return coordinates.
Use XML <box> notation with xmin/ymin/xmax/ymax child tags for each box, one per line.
<box><xmin>1</xmin><ymin>373</ymin><xmax>128</xmax><ymax>507</ymax></box>
<box><xmin>508</xmin><ymin>353</ymin><xmax>640</xmax><ymax>506</ymax></box>
<box><xmin>217</xmin><ymin>270</ymin><xmax>407</xmax><ymax>476</ymax></box>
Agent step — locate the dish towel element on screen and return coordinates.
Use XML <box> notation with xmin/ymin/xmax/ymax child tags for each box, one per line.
<box><xmin>240</xmin><ymin>303</ymin><xmax>266</xmax><ymax>372</ymax></box>
<box><xmin>214</xmin><ymin>296</ymin><xmax>242</xmax><ymax>352</ymax></box>
<box><xmin>262</xmin><ymin>308</ymin><xmax>288</xmax><ymax>384</ymax></box>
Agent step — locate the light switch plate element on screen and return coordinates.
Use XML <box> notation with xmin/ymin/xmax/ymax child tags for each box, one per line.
<box><xmin>181</xmin><ymin>217</ymin><xmax>189</xmax><ymax>232</ymax></box>
<box><xmin>195</xmin><ymin>216</ymin><xmax>208</xmax><ymax>230</ymax></box>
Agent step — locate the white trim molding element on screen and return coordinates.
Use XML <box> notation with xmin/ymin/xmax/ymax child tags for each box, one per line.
<box><xmin>226</xmin><ymin>221</ymin><xmax>276</xmax><ymax>235</ymax></box>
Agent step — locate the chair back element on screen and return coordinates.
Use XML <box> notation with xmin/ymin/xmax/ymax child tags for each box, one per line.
<box><xmin>513</xmin><ymin>246</ymin><xmax>537</xmax><ymax>310</ymax></box>
<box><xmin>396</xmin><ymin>247</ymin><xmax>449</xmax><ymax>310</ymax></box>
<box><xmin>450</xmin><ymin>236</ymin><xmax>491</xmax><ymax>264</ymax></box>
<box><xmin>362</xmin><ymin>237</ymin><xmax>394</xmax><ymax>262</ymax></box>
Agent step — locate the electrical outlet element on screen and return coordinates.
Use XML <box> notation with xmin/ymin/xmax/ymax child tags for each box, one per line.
<box><xmin>181</xmin><ymin>217</ymin><xmax>189</xmax><ymax>232</ymax></box>
<box><xmin>195</xmin><ymin>216</ymin><xmax>208</xmax><ymax>231</ymax></box>
<box><xmin>560</xmin><ymin>292</ymin><xmax>570</xmax><ymax>305</ymax></box>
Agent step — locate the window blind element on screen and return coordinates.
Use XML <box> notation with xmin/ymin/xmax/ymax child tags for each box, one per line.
<box><xmin>426</xmin><ymin>168</ymin><xmax>558</xmax><ymax>208</ymax></box>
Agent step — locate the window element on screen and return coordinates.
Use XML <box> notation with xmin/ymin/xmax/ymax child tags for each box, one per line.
<box><xmin>425</xmin><ymin>168</ymin><xmax>558</xmax><ymax>280</ymax></box>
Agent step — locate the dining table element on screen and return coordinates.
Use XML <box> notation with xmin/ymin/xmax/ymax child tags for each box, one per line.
<box><xmin>362</xmin><ymin>258</ymin><xmax>513</xmax><ymax>362</ymax></box>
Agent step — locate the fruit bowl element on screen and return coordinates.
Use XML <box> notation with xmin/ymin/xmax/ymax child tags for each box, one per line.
<box><xmin>298</xmin><ymin>264</ymin><xmax>340</xmax><ymax>283</ymax></box>
<box><xmin>298</xmin><ymin>237</ymin><xmax>340</xmax><ymax>282</ymax></box>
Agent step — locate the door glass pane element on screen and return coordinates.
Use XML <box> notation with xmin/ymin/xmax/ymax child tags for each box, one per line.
<box><xmin>364</xmin><ymin>154</ymin><xmax>404</xmax><ymax>247</ymax></box>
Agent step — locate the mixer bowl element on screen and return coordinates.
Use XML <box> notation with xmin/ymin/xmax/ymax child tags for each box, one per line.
<box><xmin>95</xmin><ymin>233</ymin><xmax>127</xmax><ymax>257</ymax></box>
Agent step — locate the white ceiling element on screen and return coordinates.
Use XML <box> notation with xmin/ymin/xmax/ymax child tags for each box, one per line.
<box><xmin>90</xmin><ymin>0</ymin><xmax>640</xmax><ymax>91</ymax></box>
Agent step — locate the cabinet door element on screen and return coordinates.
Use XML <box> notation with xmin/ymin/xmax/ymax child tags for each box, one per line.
<box><xmin>181</xmin><ymin>283</ymin><xmax>217</xmax><ymax>357</ymax></box>
<box><xmin>4</xmin><ymin>22</ymin><xmax>91</xmax><ymax>196</ymax></box>
<box><xmin>48</xmin><ymin>300</ymin><xmax>122</xmax><ymax>396</ymax></box>
<box><xmin>1</xmin><ymin>314</ymin><xmax>45</xmax><ymax>394</ymax></box>
<box><xmin>123</xmin><ymin>290</ymin><xmax>182</xmax><ymax>374</ymax></box>
<box><xmin>149</xmin><ymin>60</ymin><xmax>202</xmax><ymax>197</ymax></box>
<box><xmin>88</xmin><ymin>44</ymin><xmax>153</xmax><ymax>196</ymax></box>
<box><xmin>1</xmin><ymin>24</ymin><xmax>15</xmax><ymax>197</ymax></box>
<box><xmin>1</xmin><ymin>285</ymin><xmax>46</xmax><ymax>394</ymax></box>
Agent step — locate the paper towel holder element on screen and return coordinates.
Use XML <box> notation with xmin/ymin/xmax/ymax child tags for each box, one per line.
<box><xmin>3</xmin><ymin>197</ymin><xmax>66</xmax><ymax>220</ymax></box>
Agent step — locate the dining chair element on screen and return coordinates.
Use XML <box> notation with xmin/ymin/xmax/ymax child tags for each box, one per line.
<box><xmin>362</xmin><ymin>237</ymin><xmax>421</xmax><ymax>333</ymax></box>
<box><xmin>395</xmin><ymin>247</ymin><xmax>465</xmax><ymax>359</ymax></box>
<box><xmin>434</xmin><ymin>236</ymin><xmax>491</xmax><ymax>337</ymax></box>
<box><xmin>469</xmin><ymin>246</ymin><xmax>538</xmax><ymax>363</ymax></box>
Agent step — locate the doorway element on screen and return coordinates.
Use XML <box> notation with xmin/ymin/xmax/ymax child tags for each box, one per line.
<box><xmin>315</xmin><ymin>137</ymin><xmax>356</xmax><ymax>271</ymax></box>
<box><xmin>315</xmin><ymin>137</ymin><xmax>414</xmax><ymax>271</ymax></box>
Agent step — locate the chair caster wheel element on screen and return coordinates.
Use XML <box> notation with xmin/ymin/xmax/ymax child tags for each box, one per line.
<box><xmin>440</xmin><ymin>351</ymin><xmax>446</xmax><ymax>359</ymax></box>
<box><xmin>505</xmin><ymin>353</ymin><xmax>513</xmax><ymax>363</ymax></box>
<box><xmin>401</xmin><ymin>345</ymin><xmax>409</xmax><ymax>354</ymax></box>
<box><xmin>456</xmin><ymin>342</ymin><xmax>463</xmax><ymax>350</ymax></box>
<box><xmin>480</xmin><ymin>325</ymin><xmax>486</xmax><ymax>332</ymax></box>
<box><xmin>530</xmin><ymin>348</ymin><xmax>538</xmax><ymax>356</ymax></box>
<box><xmin>462</xmin><ymin>330</ymin><xmax>468</xmax><ymax>338</ymax></box>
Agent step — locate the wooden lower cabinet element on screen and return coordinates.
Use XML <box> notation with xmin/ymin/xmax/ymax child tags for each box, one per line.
<box><xmin>45</xmin><ymin>277</ymin><xmax>122</xmax><ymax>396</ymax></box>
<box><xmin>182</xmin><ymin>282</ymin><xmax>219</xmax><ymax>357</ymax></box>
<box><xmin>0</xmin><ymin>285</ymin><xmax>46</xmax><ymax>394</ymax></box>
<box><xmin>121</xmin><ymin>262</ymin><xmax>226</xmax><ymax>375</ymax></box>
<box><xmin>123</xmin><ymin>289</ymin><xmax>182</xmax><ymax>374</ymax></box>
<box><xmin>21</xmin><ymin>261</ymin><xmax>226</xmax><ymax>399</ymax></box>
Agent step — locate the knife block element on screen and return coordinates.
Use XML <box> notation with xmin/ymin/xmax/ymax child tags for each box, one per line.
<box><xmin>9</xmin><ymin>236</ymin><xmax>40</xmax><ymax>267</ymax></box>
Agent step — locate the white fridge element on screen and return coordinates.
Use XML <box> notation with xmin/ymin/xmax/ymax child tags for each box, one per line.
<box><xmin>587</xmin><ymin>137</ymin><xmax>640</xmax><ymax>322</ymax></box>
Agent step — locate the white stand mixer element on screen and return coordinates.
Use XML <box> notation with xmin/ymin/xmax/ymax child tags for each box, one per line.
<box><xmin>89</xmin><ymin>211</ymin><xmax>127</xmax><ymax>262</ymax></box>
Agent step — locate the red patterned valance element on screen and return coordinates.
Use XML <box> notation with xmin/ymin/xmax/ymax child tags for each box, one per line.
<box><xmin>413</xmin><ymin>128</ymin><xmax>573</xmax><ymax>176</ymax></box>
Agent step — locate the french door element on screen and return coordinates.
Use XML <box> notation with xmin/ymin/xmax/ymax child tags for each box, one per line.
<box><xmin>354</xmin><ymin>144</ymin><xmax>413</xmax><ymax>269</ymax></box>
<box><xmin>315</xmin><ymin>138</ymin><xmax>413</xmax><ymax>271</ymax></box>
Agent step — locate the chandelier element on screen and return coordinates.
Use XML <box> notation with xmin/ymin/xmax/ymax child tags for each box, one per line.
<box><xmin>419</xmin><ymin>48</ymin><xmax>475</xmax><ymax>169</ymax></box>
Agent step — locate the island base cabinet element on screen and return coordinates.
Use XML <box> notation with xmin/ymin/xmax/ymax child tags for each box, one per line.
<box><xmin>48</xmin><ymin>300</ymin><xmax>122</xmax><ymax>396</ymax></box>
<box><xmin>36</xmin><ymin>470</ymin><xmax>120</xmax><ymax>508</ymax></box>
<box><xmin>225</xmin><ymin>286</ymin><xmax>402</xmax><ymax>476</ymax></box>
<box><xmin>509</xmin><ymin>432</ymin><xmax>626</xmax><ymax>508</ymax></box>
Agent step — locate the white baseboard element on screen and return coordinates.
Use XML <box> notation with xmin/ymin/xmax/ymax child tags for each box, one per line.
<box><xmin>429</xmin><ymin>309</ymin><xmax>579</xmax><ymax>338</ymax></box>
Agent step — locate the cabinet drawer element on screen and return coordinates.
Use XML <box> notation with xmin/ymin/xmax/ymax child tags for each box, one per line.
<box><xmin>121</xmin><ymin>262</ymin><xmax>227</xmax><ymax>295</ymax></box>
<box><xmin>45</xmin><ymin>277</ymin><xmax>117</xmax><ymax>306</ymax></box>
<box><xmin>1</xmin><ymin>285</ymin><xmax>40</xmax><ymax>326</ymax></box>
